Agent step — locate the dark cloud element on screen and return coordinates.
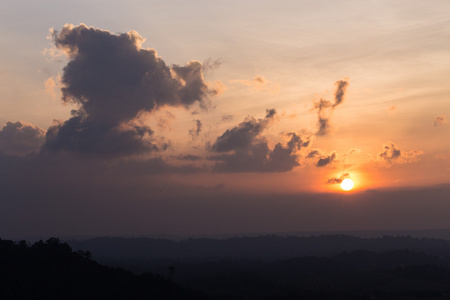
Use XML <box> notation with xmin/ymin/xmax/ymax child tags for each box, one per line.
<box><xmin>332</xmin><ymin>79</ymin><xmax>349</xmax><ymax>108</ymax></box>
<box><xmin>377</xmin><ymin>142</ymin><xmax>423</xmax><ymax>166</ymax></box>
<box><xmin>189</xmin><ymin>119</ymin><xmax>202</xmax><ymax>140</ymax></box>
<box><xmin>316</xmin><ymin>152</ymin><xmax>336</xmax><ymax>167</ymax></box>
<box><xmin>306</xmin><ymin>149</ymin><xmax>321</xmax><ymax>159</ymax></box>
<box><xmin>434</xmin><ymin>115</ymin><xmax>446</xmax><ymax>127</ymax></box>
<box><xmin>314</xmin><ymin>79</ymin><xmax>349</xmax><ymax>136</ymax></box>
<box><xmin>211</xmin><ymin>133</ymin><xmax>310</xmax><ymax>173</ymax></box>
<box><xmin>211</xmin><ymin>109</ymin><xmax>276</xmax><ymax>152</ymax></box>
<box><xmin>210</xmin><ymin>109</ymin><xmax>310</xmax><ymax>172</ymax></box>
<box><xmin>114</xmin><ymin>157</ymin><xmax>204</xmax><ymax>175</ymax></box>
<box><xmin>42</xmin><ymin>24</ymin><xmax>216</xmax><ymax>156</ymax></box>
<box><xmin>44</xmin><ymin>115</ymin><xmax>157</xmax><ymax>157</ymax></box>
<box><xmin>172</xmin><ymin>154</ymin><xmax>202</xmax><ymax>161</ymax></box>
<box><xmin>0</xmin><ymin>121</ymin><xmax>45</xmax><ymax>155</ymax></box>
<box><xmin>327</xmin><ymin>173</ymin><xmax>350</xmax><ymax>184</ymax></box>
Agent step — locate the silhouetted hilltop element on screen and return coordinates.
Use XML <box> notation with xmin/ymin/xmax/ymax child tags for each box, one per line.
<box><xmin>0</xmin><ymin>238</ymin><xmax>207</xmax><ymax>299</ymax></box>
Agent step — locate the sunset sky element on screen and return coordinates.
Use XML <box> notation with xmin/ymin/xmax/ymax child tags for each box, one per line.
<box><xmin>1</xmin><ymin>0</ymin><xmax>449</xmax><ymax>239</ymax></box>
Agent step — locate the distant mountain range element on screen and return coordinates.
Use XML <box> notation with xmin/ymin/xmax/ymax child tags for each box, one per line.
<box><xmin>66</xmin><ymin>234</ymin><xmax>450</xmax><ymax>266</ymax></box>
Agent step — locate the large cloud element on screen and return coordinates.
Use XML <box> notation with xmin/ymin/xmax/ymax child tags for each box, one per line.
<box><xmin>0</xmin><ymin>121</ymin><xmax>45</xmax><ymax>155</ymax></box>
<box><xmin>43</xmin><ymin>24</ymin><xmax>216</xmax><ymax>156</ymax></box>
<box><xmin>209</xmin><ymin>110</ymin><xmax>311</xmax><ymax>172</ymax></box>
<box><xmin>211</xmin><ymin>109</ymin><xmax>275</xmax><ymax>152</ymax></box>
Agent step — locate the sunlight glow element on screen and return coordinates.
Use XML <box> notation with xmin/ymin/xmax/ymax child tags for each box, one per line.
<box><xmin>341</xmin><ymin>179</ymin><xmax>354</xmax><ymax>191</ymax></box>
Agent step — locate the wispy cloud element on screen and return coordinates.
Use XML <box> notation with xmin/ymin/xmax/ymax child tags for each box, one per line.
<box><xmin>230</xmin><ymin>75</ymin><xmax>280</xmax><ymax>94</ymax></box>
<box><xmin>377</xmin><ymin>142</ymin><xmax>423</xmax><ymax>166</ymax></box>
<box><xmin>313</xmin><ymin>79</ymin><xmax>349</xmax><ymax>136</ymax></box>
<box><xmin>327</xmin><ymin>173</ymin><xmax>350</xmax><ymax>184</ymax></box>
<box><xmin>434</xmin><ymin>115</ymin><xmax>447</xmax><ymax>127</ymax></box>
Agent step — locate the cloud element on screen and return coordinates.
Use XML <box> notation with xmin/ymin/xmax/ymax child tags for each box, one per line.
<box><xmin>42</xmin><ymin>24</ymin><xmax>216</xmax><ymax>157</ymax></box>
<box><xmin>313</xmin><ymin>79</ymin><xmax>349</xmax><ymax>136</ymax></box>
<box><xmin>434</xmin><ymin>115</ymin><xmax>446</xmax><ymax>127</ymax></box>
<box><xmin>231</xmin><ymin>75</ymin><xmax>280</xmax><ymax>94</ymax></box>
<box><xmin>157</xmin><ymin>111</ymin><xmax>176</xmax><ymax>131</ymax></box>
<box><xmin>377</xmin><ymin>142</ymin><xmax>423</xmax><ymax>166</ymax></box>
<box><xmin>0</xmin><ymin>121</ymin><xmax>45</xmax><ymax>155</ymax></box>
<box><xmin>306</xmin><ymin>149</ymin><xmax>337</xmax><ymax>167</ymax></box>
<box><xmin>211</xmin><ymin>109</ymin><xmax>276</xmax><ymax>152</ymax></box>
<box><xmin>44</xmin><ymin>74</ymin><xmax>61</xmax><ymax>99</ymax></box>
<box><xmin>209</xmin><ymin>109</ymin><xmax>311</xmax><ymax>172</ymax></box>
<box><xmin>202</xmin><ymin>58</ymin><xmax>222</xmax><ymax>75</ymax></box>
<box><xmin>114</xmin><ymin>157</ymin><xmax>204</xmax><ymax>175</ymax></box>
<box><xmin>221</xmin><ymin>114</ymin><xmax>234</xmax><ymax>122</ymax></box>
<box><xmin>172</xmin><ymin>154</ymin><xmax>202</xmax><ymax>161</ymax></box>
<box><xmin>189</xmin><ymin>119</ymin><xmax>202</xmax><ymax>140</ymax></box>
<box><xmin>327</xmin><ymin>173</ymin><xmax>350</xmax><ymax>184</ymax></box>
<box><xmin>332</xmin><ymin>79</ymin><xmax>349</xmax><ymax>108</ymax></box>
<box><xmin>316</xmin><ymin>152</ymin><xmax>337</xmax><ymax>167</ymax></box>
<box><xmin>210</xmin><ymin>132</ymin><xmax>310</xmax><ymax>173</ymax></box>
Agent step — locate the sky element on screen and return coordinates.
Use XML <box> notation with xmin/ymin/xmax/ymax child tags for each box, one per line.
<box><xmin>1</xmin><ymin>0</ymin><xmax>449</xmax><ymax>239</ymax></box>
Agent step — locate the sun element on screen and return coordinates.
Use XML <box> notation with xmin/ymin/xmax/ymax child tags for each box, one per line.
<box><xmin>341</xmin><ymin>178</ymin><xmax>354</xmax><ymax>191</ymax></box>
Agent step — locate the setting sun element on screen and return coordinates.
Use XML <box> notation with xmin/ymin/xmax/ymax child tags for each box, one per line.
<box><xmin>341</xmin><ymin>179</ymin><xmax>354</xmax><ymax>191</ymax></box>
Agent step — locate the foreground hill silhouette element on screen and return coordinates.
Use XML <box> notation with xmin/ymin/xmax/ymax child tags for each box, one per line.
<box><xmin>0</xmin><ymin>238</ymin><xmax>206</xmax><ymax>299</ymax></box>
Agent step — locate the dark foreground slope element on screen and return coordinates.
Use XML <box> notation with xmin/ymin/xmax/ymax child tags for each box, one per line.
<box><xmin>0</xmin><ymin>238</ymin><xmax>207</xmax><ymax>300</ymax></box>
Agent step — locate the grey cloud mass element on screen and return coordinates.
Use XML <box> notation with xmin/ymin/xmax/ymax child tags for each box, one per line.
<box><xmin>210</xmin><ymin>110</ymin><xmax>310</xmax><ymax>172</ymax></box>
<box><xmin>43</xmin><ymin>24</ymin><xmax>215</xmax><ymax>156</ymax></box>
<box><xmin>0</xmin><ymin>121</ymin><xmax>45</xmax><ymax>155</ymax></box>
<box><xmin>316</xmin><ymin>152</ymin><xmax>337</xmax><ymax>167</ymax></box>
<box><xmin>211</xmin><ymin>133</ymin><xmax>310</xmax><ymax>172</ymax></box>
<box><xmin>211</xmin><ymin>109</ymin><xmax>276</xmax><ymax>152</ymax></box>
<box><xmin>307</xmin><ymin>149</ymin><xmax>337</xmax><ymax>167</ymax></box>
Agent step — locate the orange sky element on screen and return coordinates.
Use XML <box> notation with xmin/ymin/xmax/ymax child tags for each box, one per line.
<box><xmin>0</xmin><ymin>1</ymin><xmax>449</xmax><ymax>238</ymax></box>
